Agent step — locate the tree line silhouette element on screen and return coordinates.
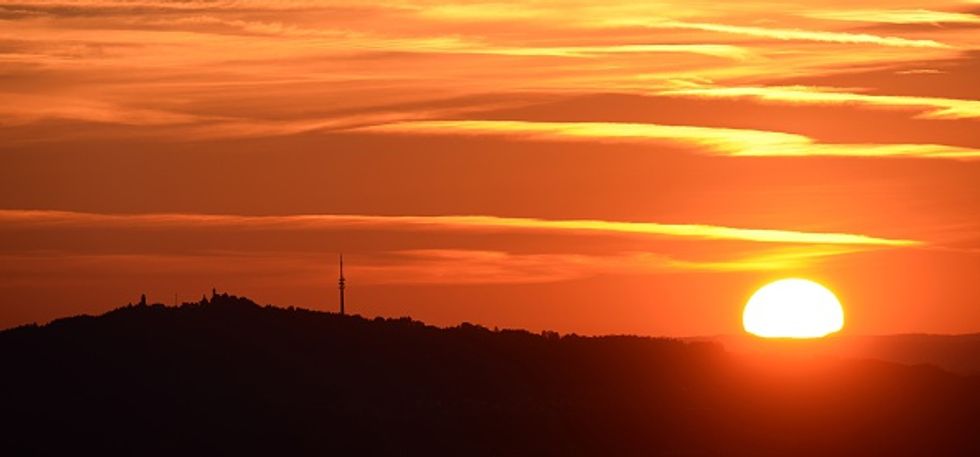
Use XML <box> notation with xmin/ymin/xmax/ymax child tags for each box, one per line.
<box><xmin>1</xmin><ymin>292</ymin><xmax>978</xmax><ymax>456</ymax></box>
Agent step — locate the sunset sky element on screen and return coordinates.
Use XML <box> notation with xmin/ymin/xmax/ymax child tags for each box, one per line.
<box><xmin>1</xmin><ymin>0</ymin><xmax>979</xmax><ymax>336</ymax></box>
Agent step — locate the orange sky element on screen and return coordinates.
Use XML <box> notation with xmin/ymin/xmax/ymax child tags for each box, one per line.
<box><xmin>1</xmin><ymin>0</ymin><xmax>979</xmax><ymax>335</ymax></box>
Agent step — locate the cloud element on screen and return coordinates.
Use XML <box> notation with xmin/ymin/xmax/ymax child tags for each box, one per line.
<box><xmin>0</xmin><ymin>209</ymin><xmax>917</xmax><ymax>287</ymax></box>
<box><xmin>632</xmin><ymin>21</ymin><xmax>952</xmax><ymax>49</ymax></box>
<box><xmin>657</xmin><ymin>85</ymin><xmax>980</xmax><ymax>120</ymax></box>
<box><xmin>0</xmin><ymin>252</ymin><xmax>326</xmax><ymax>288</ymax></box>
<box><xmin>894</xmin><ymin>68</ymin><xmax>946</xmax><ymax>75</ymax></box>
<box><xmin>358</xmin><ymin>119</ymin><xmax>980</xmax><ymax>160</ymax></box>
<box><xmin>0</xmin><ymin>0</ymin><xmax>970</xmax><ymax>147</ymax></box>
<box><xmin>356</xmin><ymin>245</ymin><xmax>865</xmax><ymax>284</ymax></box>
<box><xmin>354</xmin><ymin>249</ymin><xmax>605</xmax><ymax>284</ymax></box>
<box><xmin>461</xmin><ymin>43</ymin><xmax>749</xmax><ymax>60</ymax></box>
<box><xmin>0</xmin><ymin>1</ymin><xmax>327</xmax><ymax>16</ymax></box>
<box><xmin>663</xmin><ymin>245</ymin><xmax>862</xmax><ymax>272</ymax></box>
<box><xmin>804</xmin><ymin>9</ymin><xmax>980</xmax><ymax>25</ymax></box>
<box><xmin>0</xmin><ymin>209</ymin><xmax>921</xmax><ymax>247</ymax></box>
<box><xmin>0</xmin><ymin>245</ymin><xmax>860</xmax><ymax>289</ymax></box>
<box><xmin>0</xmin><ymin>93</ymin><xmax>209</xmax><ymax>126</ymax></box>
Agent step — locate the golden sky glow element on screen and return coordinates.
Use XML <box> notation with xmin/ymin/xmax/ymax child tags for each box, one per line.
<box><xmin>1</xmin><ymin>0</ymin><xmax>979</xmax><ymax>336</ymax></box>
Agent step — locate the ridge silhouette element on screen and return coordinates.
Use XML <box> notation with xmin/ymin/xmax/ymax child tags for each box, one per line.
<box><xmin>1</xmin><ymin>293</ymin><xmax>978</xmax><ymax>456</ymax></box>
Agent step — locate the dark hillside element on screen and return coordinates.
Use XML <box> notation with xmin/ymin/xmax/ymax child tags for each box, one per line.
<box><xmin>2</xmin><ymin>293</ymin><xmax>978</xmax><ymax>456</ymax></box>
<box><xmin>697</xmin><ymin>333</ymin><xmax>980</xmax><ymax>375</ymax></box>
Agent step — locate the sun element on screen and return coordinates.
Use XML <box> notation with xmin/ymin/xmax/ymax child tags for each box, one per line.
<box><xmin>743</xmin><ymin>278</ymin><xmax>844</xmax><ymax>338</ymax></box>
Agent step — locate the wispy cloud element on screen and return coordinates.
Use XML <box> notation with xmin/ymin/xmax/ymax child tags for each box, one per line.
<box><xmin>359</xmin><ymin>120</ymin><xmax>980</xmax><ymax>160</ymax></box>
<box><xmin>658</xmin><ymin>85</ymin><xmax>980</xmax><ymax>120</ymax></box>
<box><xmin>358</xmin><ymin>246</ymin><xmax>865</xmax><ymax>284</ymax></box>
<box><xmin>631</xmin><ymin>20</ymin><xmax>952</xmax><ymax>48</ymax></box>
<box><xmin>0</xmin><ymin>93</ymin><xmax>209</xmax><ymax>126</ymax></box>
<box><xmin>354</xmin><ymin>249</ymin><xmax>605</xmax><ymax>284</ymax></box>
<box><xmin>0</xmin><ymin>209</ymin><xmax>921</xmax><ymax>247</ymax></box>
<box><xmin>0</xmin><ymin>209</ymin><xmax>918</xmax><ymax>288</ymax></box>
<box><xmin>463</xmin><ymin>43</ymin><xmax>749</xmax><ymax>59</ymax></box>
<box><xmin>0</xmin><ymin>245</ymin><xmax>861</xmax><ymax>289</ymax></box>
<box><xmin>805</xmin><ymin>9</ymin><xmax>980</xmax><ymax>25</ymax></box>
<box><xmin>663</xmin><ymin>245</ymin><xmax>863</xmax><ymax>272</ymax></box>
<box><xmin>894</xmin><ymin>68</ymin><xmax>946</xmax><ymax>75</ymax></box>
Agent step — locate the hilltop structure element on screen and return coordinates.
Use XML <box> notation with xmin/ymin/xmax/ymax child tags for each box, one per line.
<box><xmin>338</xmin><ymin>254</ymin><xmax>346</xmax><ymax>315</ymax></box>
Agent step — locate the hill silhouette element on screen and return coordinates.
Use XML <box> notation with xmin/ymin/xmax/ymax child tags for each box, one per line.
<box><xmin>2</xmin><ymin>293</ymin><xmax>979</xmax><ymax>456</ymax></box>
<box><xmin>694</xmin><ymin>333</ymin><xmax>980</xmax><ymax>376</ymax></box>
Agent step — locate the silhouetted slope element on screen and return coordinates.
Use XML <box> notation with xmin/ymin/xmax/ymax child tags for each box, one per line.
<box><xmin>2</xmin><ymin>294</ymin><xmax>979</xmax><ymax>456</ymax></box>
<box><xmin>693</xmin><ymin>333</ymin><xmax>980</xmax><ymax>375</ymax></box>
<box><xmin>847</xmin><ymin>333</ymin><xmax>980</xmax><ymax>374</ymax></box>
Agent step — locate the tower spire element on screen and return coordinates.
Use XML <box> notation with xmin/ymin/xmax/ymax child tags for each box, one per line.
<box><xmin>338</xmin><ymin>254</ymin><xmax>346</xmax><ymax>315</ymax></box>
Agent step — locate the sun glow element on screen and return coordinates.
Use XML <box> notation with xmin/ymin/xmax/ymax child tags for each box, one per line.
<box><xmin>743</xmin><ymin>278</ymin><xmax>844</xmax><ymax>338</ymax></box>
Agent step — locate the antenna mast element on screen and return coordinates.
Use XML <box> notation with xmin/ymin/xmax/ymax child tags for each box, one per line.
<box><xmin>338</xmin><ymin>254</ymin><xmax>346</xmax><ymax>315</ymax></box>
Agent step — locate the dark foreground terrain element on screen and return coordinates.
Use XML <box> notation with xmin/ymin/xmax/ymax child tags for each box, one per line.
<box><xmin>2</xmin><ymin>293</ymin><xmax>979</xmax><ymax>456</ymax></box>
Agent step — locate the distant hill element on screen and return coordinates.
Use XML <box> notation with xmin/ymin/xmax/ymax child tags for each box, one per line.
<box><xmin>2</xmin><ymin>293</ymin><xmax>979</xmax><ymax>456</ymax></box>
<box><xmin>689</xmin><ymin>333</ymin><xmax>980</xmax><ymax>375</ymax></box>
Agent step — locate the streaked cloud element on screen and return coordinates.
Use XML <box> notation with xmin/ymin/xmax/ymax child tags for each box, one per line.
<box><xmin>359</xmin><ymin>120</ymin><xmax>980</xmax><ymax>160</ymax></box>
<box><xmin>664</xmin><ymin>245</ymin><xmax>862</xmax><ymax>272</ymax></box>
<box><xmin>634</xmin><ymin>21</ymin><xmax>952</xmax><ymax>49</ymax></box>
<box><xmin>0</xmin><ymin>245</ymin><xmax>858</xmax><ymax>290</ymax></box>
<box><xmin>0</xmin><ymin>0</ymin><xmax>970</xmax><ymax>142</ymax></box>
<box><xmin>805</xmin><ymin>9</ymin><xmax>980</xmax><ymax>25</ymax></box>
<box><xmin>357</xmin><ymin>246</ymin><xmax>866</xmax><ymax>283</ymax></box>
<box><xmin>360</xmin><ymin>119</ymin><xmax>801</xmax><ymax>153</ymax></box>
<box><xmin>0</xmin><ymin>209</ymin><xmax>919</xmax><ymax>290</ymax></box>
<box><xmin>0</xmin><ymin>93</ymin><xmax>211</xmax><ymax>126</ymax></box>
<box><xmin>465</xmin><ymin>44</ymin><xmax>749</xmax><ymax>60</ymax></box>
<box><xmin>894</xmin><ymin>68</ymin><xmax>946</xmax><ymax>75</ymax></box>
<box><xmin>0</xmin><ymin>209</ymin><xmax>921</xmax><ymax>247</ymax></box>
<box><xmin>354</xmin><ymin>250</ymin><xmax>611</xmax><ymax>284</ymax></box>
<box><xmin>658</xmin><ymin>85</ymin><xmax>980</xmax><ymax>120</ymax></box>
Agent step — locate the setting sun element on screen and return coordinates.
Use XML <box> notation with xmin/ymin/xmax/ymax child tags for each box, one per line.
<box><xmin>743</xmin><ymin>279</ymin><xmax>844</xmax><ymax>338</ymax></box>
